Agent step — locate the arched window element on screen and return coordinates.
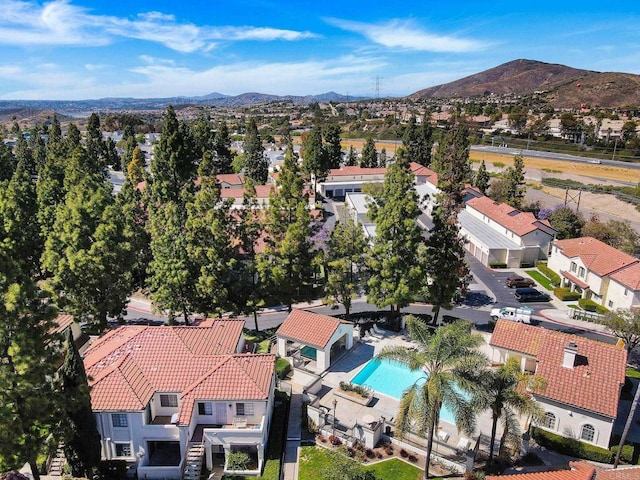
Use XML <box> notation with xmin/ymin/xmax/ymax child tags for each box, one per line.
<box><xmin>580</xmin><ymin>424</ymin><xmax>595</xmax><ymax>443</ymax></box>
<box><xmin>542</xmin><ymin>412</ymin><xmax>556</xmax><ymax>430</ymax></box>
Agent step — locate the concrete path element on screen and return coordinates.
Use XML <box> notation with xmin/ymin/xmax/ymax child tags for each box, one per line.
<box><xmin>283</xmin><ymin>382</ymin><xmax>304</xmax><ymax>480</ymax></box>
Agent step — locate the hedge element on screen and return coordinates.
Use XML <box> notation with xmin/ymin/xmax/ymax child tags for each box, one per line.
<box><xmin>536</xmin><ymin>262</ymin><xmax>561</xmax><ymax>287</ymax></box>
<box><xmin>275</xmin><ymin>357</ymin><xmax>291</xmax><ymax>379</ymax></box>
<box><xmin>489</xmin><ymin>262</ymin><xmax>507</xmax><ymax>269</ymax></box>
<box><xmin>578</xmin><ymin>298</ymin><xmax>609</xmax><ymax>314</ymax></box>
<box><xmin>553</xmin><ymin>287</ymin><xmax>582</xmax><ymax>301</ymax></box>
<box><xmin>531</xmin><ymin>427</ymin><xmax>612</xmax><ymax>463</ymax></box>
<box><xmin>610</xmin><ymin>444</ymin><xmax>636</xmax><ymax>464</ymax></box>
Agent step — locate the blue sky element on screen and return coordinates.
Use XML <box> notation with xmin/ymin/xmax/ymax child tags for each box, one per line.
<box><xmin>0</xmin><ymin>0</ymin><xmax>639</xmax><ymax>100</ymax></box>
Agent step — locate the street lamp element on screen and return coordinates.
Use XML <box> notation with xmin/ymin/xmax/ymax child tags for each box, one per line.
<box><xmin>332</xmin><ymin>398</ymin><xmax>337</xmax><ymax>437</ymax></box>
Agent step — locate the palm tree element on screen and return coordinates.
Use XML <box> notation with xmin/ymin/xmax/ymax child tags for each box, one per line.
<box><xmin>472</xmin><ymin>358</ymin><xmax>545</xmax><ymax>463</ymax></box>
<box><xmin>377</xmin><ymin>317</ymin><xmax>488</xmax><ymax>479</ymax></box>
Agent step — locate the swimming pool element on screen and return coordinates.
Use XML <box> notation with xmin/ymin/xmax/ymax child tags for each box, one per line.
<box><xmin>351</xmin><ymin>358</ymin><xmax>458</xmax><ymax>424</ymax></box>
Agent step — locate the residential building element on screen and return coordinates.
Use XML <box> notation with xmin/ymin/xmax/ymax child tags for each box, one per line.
<box><xmin>461</xmin><ymin>196</ymin><xmax>556</xmax><ymax>267</ymax></box>
<box><xmin>547</xmin><ymin>237</ymin><xmax>640</xmax><ymax>310</ymax></box>
<box><xmin>83</xmin><ymin>319</ymin><xmax>276</xmax><ymax>478</ymax></box>
<box><xmin>487</xmin><ymin>461</ymin><xmax>640</xmax><ymax>479</ymax></box>
<box><xmin>490</xmin><ymin>320</ymin><xmax>626</xmax><ymax>449</ymax></box>
<box><xmin>344</xmin><ymin>192</ymin><xmax>376</xmax><ymax>241</ymax></box>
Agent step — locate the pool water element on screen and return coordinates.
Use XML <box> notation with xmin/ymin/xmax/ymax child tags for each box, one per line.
<box><xmin>300</xmin><ymin>345</ymin><xmax>317</xmax><ymax>360</ymax></box>
<box><xmin>351</xmin><ymin>358</ymin><xmax>458</xmax><ymax>424</ymax></box>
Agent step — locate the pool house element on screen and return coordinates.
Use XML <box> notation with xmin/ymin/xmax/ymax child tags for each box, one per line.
<box><xmin>276</xmin><ymin>309</ymin><xmax>354</xmax><ymax>373</ymax></box>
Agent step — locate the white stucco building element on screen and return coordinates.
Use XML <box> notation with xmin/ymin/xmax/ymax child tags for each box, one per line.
<box><xmin>83</xmin><ymin>320</ymin><xmax>276</xmax><ymax>478</ymax></box>
<box><xmin>490</xmin><ymin>320</ymin><xmax>626</xmax><ymax>449</ymax></box>
<box><xmin>548</xmin><ymin>237</ymin><xmax>640</xmax><ymax>310</ymax></box>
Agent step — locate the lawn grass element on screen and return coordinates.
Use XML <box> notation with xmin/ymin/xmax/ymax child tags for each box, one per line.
<box><xmin>298</xmin><ymin>446</ymin><xmax>438</xmax><ymax>480</ymax></box>
<box><xmin>525</xmin><ymin>270</ymin><xmax>553</xmax><ymax>290</ymax></box>
<box><xmin>364</xmin><ymin>458</ymin><xmax>426</xmax><ymax>480</ymax></box>
<box><xmin>255</xmin><ymin>339</ymin><xmax>272</xmax><ymax>353</ymax></box>
<box><xmin>627</xmin><ymin>367</ymin><xmax>640</xmax><ymax>379</ymax></box>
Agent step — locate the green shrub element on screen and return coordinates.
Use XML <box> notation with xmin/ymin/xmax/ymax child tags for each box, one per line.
<box><xmin>487</xmin><ymin>319</ymin><xmax>496</xmax><ymax>332</ymax></box>
<box><xmin>490</xmin><ymin>262</ymin><xmax>507</xmax><ymax>269</ymax></box>
<box><xmin>96</xmin><ymin>460</ymin><xmax>128</xmax><ymax>480</ymax></box>
<box><xmin>275</xmin><ymin>358</ymin><xmax>291</xmax><ymax>379</ymax></box>
<box><xmin>553</xmin><ymin>287</ymin><xmax>581</xmax><ymax>301</ymax></box>
<box><xmin>536</xmin><ymin>262</ymin><xmax>561</xmax><ymax>286</ymax></box>
<box><xmin>493</xmin><ymin>162</ymin><xmax>505</xmax><ymax>168</ymax></box>
<box><xmin>531</xmin><ymin>427</ymin><xmax>612</xmax><ymax>463</ymax></box>
<box><xmin>339</xmin><ymin>381</ymin><xmax>371</xmax><ymax>398</ymax></box>
<box><xmin>578</xmin><ymin>298</ymin><xmax>609</xmax><ymax>314</ymax></box>
<box><xmin>610</xmin><ymin>444</ymin><xmax>636</xmax><ymax>464</ymax></box>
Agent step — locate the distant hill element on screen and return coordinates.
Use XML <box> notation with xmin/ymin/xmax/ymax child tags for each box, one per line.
<box><xmin>410</xmin><ymin>59</ymin><xmax>640</xmax><ymax>108</ymax></box>
<box><xmin>0</xmin><ymin>91</ymin><xmax>364</xmax><ymax>115</ymax></box>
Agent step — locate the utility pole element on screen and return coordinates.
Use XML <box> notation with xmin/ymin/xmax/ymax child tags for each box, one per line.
<box><xmin>612</xmin><ymin>137</ymin><xmax>618</xmax><ymax>161</ymax></box>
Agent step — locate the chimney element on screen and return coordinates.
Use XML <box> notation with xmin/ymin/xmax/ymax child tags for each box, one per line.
<box><xmin>562</xmin><ymin>341</ymin><xmax>578</xmax><ymax>368</ymax></box>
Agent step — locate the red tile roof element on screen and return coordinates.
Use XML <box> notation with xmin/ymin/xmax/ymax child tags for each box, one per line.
<box><xmin>560</xmin><ymin>270</ymin><xmax>590</xmax><ymax>289</ymax></box>
<box><xmin>596</xmin><ymin>466</ymin><xmax>640</xmax><ymax>479</ymax></box>
<box><xmin>327</xmin><ymin>166</ymin><xmax>388</xmax><ymax>177</ymax></box>
<box><xmin>82</xmin><ymin>320</ymin><xmax>275</xmax><ymax>422</ymax></box>
<box><xmin>467</xmin><ymin>196</ymin><xmax>556</xmax><ymax>237</ymax></box>
<box><xmin>220</xmin><ymin>184</ymin><xmax>274</xmax><ymax>199</ymax></box>
<box><xmin>216</xmin><ymin>173</ymin><xmax>244</xmax><ymax>186</ymax></box>
<box><xmin>487</xmin><ymin>462</ymin><xmax>595</xmax><ymax>480</ymax></box>
<box><xmin>277</xmin><ymin>309</ymin><xmax>345</xmax><ymax>348</ymax></box>
<box><xmin>409</xmin><ymin>162</ymin><xmax>438</xmax><ymax>184</ymax></box>
<box><xmin>610</xmin><ymin>262</ymin><xmax>640</xmax><ymax>291</ymax></box>
<box><xmin>553</xmin><ymin>237</ymin><xmax>639</xmax><ymax>277</ymax></box>
<box><xmin>490</xmin><ymin>320</ymin><xmax>626</xmax><ymax>417</ymax></box>
<box><xmin>50</xmin><ymin>313</ymin><xmax>74</xmax><ymax>335</ymax></box>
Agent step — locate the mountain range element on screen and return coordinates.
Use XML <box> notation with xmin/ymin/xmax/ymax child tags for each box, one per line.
<box><xmin>1</xmin><ymin>59</ymin><xmax>639</xmax><ymax>114</ymax></box>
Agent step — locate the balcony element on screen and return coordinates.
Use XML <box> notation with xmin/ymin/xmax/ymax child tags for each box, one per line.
<box><xmin>191</xmin><ymin>417</ymin><xmax>265</xmax><ymax>444</ymax></box>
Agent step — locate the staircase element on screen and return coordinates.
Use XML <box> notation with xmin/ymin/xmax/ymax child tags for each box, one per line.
<box><xmin>182</xmin><ymin>442</ymin><xmax>205</xmax><ymax>480</ymax></box>
<box><xmin>48</xmin><ymin>446</ymin><xmax>66</xmax><ymax>476</ymax></box>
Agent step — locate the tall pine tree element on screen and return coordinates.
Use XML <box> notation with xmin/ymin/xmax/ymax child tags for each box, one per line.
<box><xmin>367</xmin><ymin>154</ymin><xmax>424</xmax><ymax>313</ymax></box>
<box><xmin>360</xmin><ymin>137</ymin><xmax>377</xmax><ymax>168</ymax></box>
<box><xmin>243</xmin><ymin>119</ymin><xmax>268</xmax><ymax>184</ymax></box>
<box><xmin>59</xmin><ymin>329</ymin><xmax>101</xmax><ymax>479</ymax></box>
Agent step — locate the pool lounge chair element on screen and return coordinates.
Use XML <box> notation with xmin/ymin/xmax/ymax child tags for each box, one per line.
<box><xmin>456</xmin><ymin>437</ymin><xmax>471</xmax><ymax>453</ymax></box>
<box><xmin>372</xmin><ymin>324</ymin><xmax>385</xmax><ymax>336</ymax></box>
<box><xmin>437</xmin><ymin>429</ymin><xmax>450</xmax><ymax>442</ymax></box>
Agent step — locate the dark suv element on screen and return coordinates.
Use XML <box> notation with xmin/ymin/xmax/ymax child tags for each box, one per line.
<box><xmin>505</xmin><ymin>275</ymin><xmax>535</xmax><ymax>288</ymax></box>
<box><xmin>514</xmin><ymin>287</ymin><xmax>551</xmax><ymax>302</ymax></box>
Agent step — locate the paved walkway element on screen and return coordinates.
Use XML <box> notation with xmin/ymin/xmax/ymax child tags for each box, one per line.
<box><xmin>282</xmin><ymin>382</ymin><xmax>304</xmax><ymax>480</ymax></box>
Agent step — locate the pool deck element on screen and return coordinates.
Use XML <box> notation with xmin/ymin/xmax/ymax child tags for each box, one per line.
<box><xmin>317</xmin><ymin>328</ymin><xmax>512</xmax><ymax>458</ymax></box>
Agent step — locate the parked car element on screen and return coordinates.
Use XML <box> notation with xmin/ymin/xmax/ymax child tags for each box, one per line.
<box><xmin>514</xmin><ymin>288</ymin><xmax>551</xmax><ymax>303</ymax></box>
<box><xmin>505</xmin><ymin>275</ymin><xmax>535</xmax><ymax>288</ymax></box>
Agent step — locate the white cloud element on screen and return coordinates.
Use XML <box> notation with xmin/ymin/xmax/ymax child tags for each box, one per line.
<box><xmin>0</xmin><ymin>0</ymin><xmax>316</xmax><ymax>52</ymax></box>
<box><xmin>326</xmin><ymin>18</ymin><xmax>486</xmax><ymax>53</ymax></box>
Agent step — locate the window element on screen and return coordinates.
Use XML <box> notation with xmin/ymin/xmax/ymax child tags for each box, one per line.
<box><xmin>542</xmin><ymin>412</ymin><xmax>556</xmax><ymax>430</ymax></box>
<box><xmin>115</xmin><ymin>443</ymin><xmax>131</xmax><ymax>457</ymax></box>
<box><xmin>111</xmin><ymin>414</ymin><xmax>128</xmax><ymax>428</ymax></box>
<box><xmin>570</xmin><ymin>262</ymin><xmax>577</xmax><ymax>273</ymax></box>
<box><xmin>578</xmin><ymin>267</ymin><xmax>585</xmax><ymax>278</ymax></box>
<box><xmin>580</xmin><ymin>424</ymin><xmax>595</xmax><ymax>443</ymax></box>
<box><xmin>608</xmin><ymin>300</ymin><xmax>614</xmax><ymax>308</ymax></box>
<box><xmin>198</xmin><ymin>402</ymin><xmax>212</xmax><ymax>415</ymax></box>
<box><xmin>160</xmin><ymin>394</ymin><xmax>178</xmax><ymax>407</ymax></box>
<box><xmin>624</xmin><ymin>288</ymin><xmax>629</xmax><ymax>297</ymax></box>
<box><xmin>236</xmin><ymin>403</ymin><xmax>254</xmax><ymax>416</ymax></box>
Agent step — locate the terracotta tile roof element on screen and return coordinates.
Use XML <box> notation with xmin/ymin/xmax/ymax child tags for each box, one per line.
<box><xmin>179</xmin><ymin>354</ymin><xmax>275</xmax><ymax>423</ymax></box>
<box><xmin>553</xmin><ymin>237</ymin><xmax>639</xmax><ymax>277</ymax></box>
<box><xmin>467</xmin><ymin>196</ymin><xmax>556</xmax><ymax>237</ymax></box>
<box><xmin>490</xmin><ymin>320</ymin><xmax>626</xmax><ymax>417</ymax></box>
<box><xmin>50</xmin><ymin>313</ymin><xmax>74</xmax><ymax>335</ymax></box>
<box><xmin>83</xmin><ymin>320</ymin><xmax>273</xmax><ymax>420</ymax></box>
<box><xmin>487</xmin><ymin>462</ymin><xmax>596</xmax><ymax>480</ymax></box>
<box><xmin>490</xmin><ymin>320</ymin><xmax>546</xmax><ymax>356</ymax></box>
<box><xmin>560</xmin><ymin>270</ymin><xmax>590</xmax><ymax>289</ymax></box>
<box><xmin>220</xmin><ymin>184</ymin><xmax>275</xmax><ymax>199</ymax></box>
<box><xmin>216</xmin><ymin>173</ymin><xmax>244</xmax><ymax>186</ymax></box>
<box><xmin>409</xmin><ymin>162</ymin><xmax>438</xmax><ymax>184</ymax></box>
<box><xmin>276</xmin><ymin>309</ymin><xmax>343</xmax><ymax>348</ymax></box>
<box><xmin>327</xmin><ymin>166</ymin><xmax>388</xmax><ymax>177</ymax></box>
<box><xmin>596</xmin><ymin>466</ymin><xmax>640</xmax><ymax>479</ymax></box>
<box><xmin>610</xmin><ymin>262</ymin><xmax>640</xmax><ymax>291</ymax></box>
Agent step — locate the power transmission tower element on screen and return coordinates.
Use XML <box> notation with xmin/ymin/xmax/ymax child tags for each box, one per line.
<box><xmin>375</xmin><ymin>76</ymin><xmax>383</xmax><ymax>100</ymax></box>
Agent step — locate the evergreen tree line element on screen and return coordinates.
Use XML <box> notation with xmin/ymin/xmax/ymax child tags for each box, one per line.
<box><xmin>0</xmin><ymin>107</ymin><xmax>476</xmax><ymax>476</ymax></box>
